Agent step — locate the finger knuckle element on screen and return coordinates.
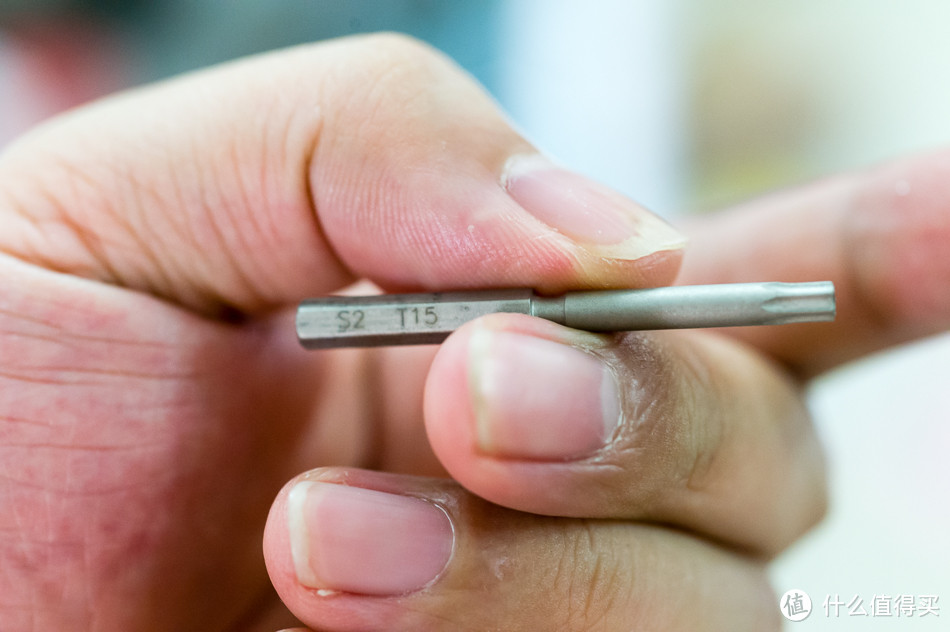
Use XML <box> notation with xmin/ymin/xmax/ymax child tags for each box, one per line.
<box><xmin>358</xmin><ymin>31</ymin><xmax>439</xmax><ymax>65</ymax></box>
<box><xmin>341</xmin><ymin>31</ymin><xmax>452</xmax><ymax>103</ymax></box>
<box><xmin>607</xmin><ymin>333</ymin><xmax>724</xmax><ymax>506</ymax></box>
<box><xmin>322</xmin><ymin>31</ymin><xmax>500</xmax><ymax>148</ymax></box>
<box><xmin>551</xmin><ymin>522</ymin><xmax>635</xmax><ymax>630</ymax></box>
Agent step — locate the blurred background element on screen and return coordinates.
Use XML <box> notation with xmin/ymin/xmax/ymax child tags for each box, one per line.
<box><xmin>2</xmin><ymin>1</ymin><xmax>947</xmax><ymax>628</ymax></box>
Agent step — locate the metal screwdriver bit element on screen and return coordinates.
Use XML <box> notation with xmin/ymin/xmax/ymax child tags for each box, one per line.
<box><xmin>296</xmin><ymin>281</ymin><xmax>836</xmax><ymax>349</ymax></box>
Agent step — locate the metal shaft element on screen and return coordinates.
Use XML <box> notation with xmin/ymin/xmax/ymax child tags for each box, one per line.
<box><xmin>296</xmin><ymin>281</ymin><xmax>835</xmax><ymax>349</ymax></box>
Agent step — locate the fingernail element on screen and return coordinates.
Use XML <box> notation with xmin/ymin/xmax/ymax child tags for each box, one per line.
<box><xmin>469</xmin><ymin>326</ymin><xmax>621</xmax><ymax>460</ymax></box>
<box><xmin>502</xmin><ymin>154</ymin><xmax>686</xmax><ymax>258</ymax></box>
<box><xmin>287</xmin><ymin>481</ymin><xmax>454</xmax><ymax>596</ymax></box>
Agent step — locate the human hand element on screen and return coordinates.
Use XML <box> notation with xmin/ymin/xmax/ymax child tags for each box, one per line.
<box><xmin>1</xmin><ymin>34</ymin><xmax>945</xmax><ymax>631</ymax></box>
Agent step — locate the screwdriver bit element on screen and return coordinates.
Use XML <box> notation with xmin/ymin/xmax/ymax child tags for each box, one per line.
<box><xmin>296</xmin><ymin>281</ymin><xmax>836</xmax><ymax>349</ymax></box>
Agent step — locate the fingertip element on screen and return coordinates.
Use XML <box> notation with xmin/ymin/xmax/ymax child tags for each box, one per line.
<box><xmin>423</xmin><ymin>320</ymin><xmax>481</xmax><ymax>506</ymax></box>
<box><xmin>502</xmin><ymin>154</ymin><xmax>687</xmax><ymax>265</ymax></box>
<box><xmin>424</xmin><ymin>314</ymin><xmax>616</xmax><ymax>512</ymax></box>
<box><xmin>263</xmin><ymin>478</ymin><xmax>297</xmax><ymax>602</ymax></box>
<box><xmin>263</xmin><ymin>469</ymin><xmax>461</xmax><ymax>631</ymax></box>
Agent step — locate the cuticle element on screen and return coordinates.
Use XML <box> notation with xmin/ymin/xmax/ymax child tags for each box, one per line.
<box><xmin>392</xmin><ymin>495</ymin><xmax>457</xmax><ymax>595</ymax></box>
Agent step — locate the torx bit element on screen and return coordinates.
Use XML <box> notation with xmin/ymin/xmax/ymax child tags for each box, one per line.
<box><xmin>295</xmin><ymin>281</ymin><xmax>836</xmax><ymax>349</ymax></box>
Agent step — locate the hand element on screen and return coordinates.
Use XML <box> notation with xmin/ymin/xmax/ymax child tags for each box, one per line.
<box><xmin>1</xmin><ymin>34</ymin><xmax>946</xmax><ymax>631</ymax></box>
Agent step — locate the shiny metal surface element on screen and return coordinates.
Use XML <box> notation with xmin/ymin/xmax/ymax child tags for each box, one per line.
<box><xmin>296</xmin><ymin>282</ymin><xmax>835</xmax><ymax>348</ymax></box>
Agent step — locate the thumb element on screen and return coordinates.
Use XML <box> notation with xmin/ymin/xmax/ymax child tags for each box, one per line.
<box><xmin>0</xmin><ymin>34</ymin><xmax>684</xmax><ymax>318</ymax></box>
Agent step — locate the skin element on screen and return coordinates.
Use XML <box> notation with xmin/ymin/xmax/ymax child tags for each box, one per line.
<box><xmin>0</xmin><ymin>34</ymin><xmax>947</xmax><ymax>631</ymax></box>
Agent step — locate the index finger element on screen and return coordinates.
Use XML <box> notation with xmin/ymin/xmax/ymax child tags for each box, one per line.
<box><xmin>0</xmin><ymin>34</ymin><xmax>684</xmax><ymax>319</ymax></box>
<box><xmin>678</xmin><ymin>150</ymin><xmax>950</xmax><ymax>375</ymax></box>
